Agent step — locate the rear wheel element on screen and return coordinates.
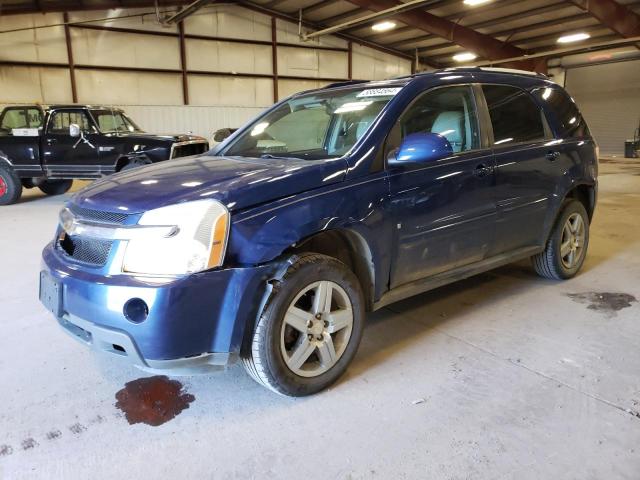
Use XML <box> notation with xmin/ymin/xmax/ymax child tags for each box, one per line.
<box><xmin>532</xmin><ymin>199</ymin><xmax>590</xmax><ymax>280</ymax></box>
<box><xmin>242</xmin><ymin>254</ymin><xmax>365</xmax><ymax>396</ymax></box>
<box><xmin>39</xmin><ymin>179</ymin><xmax>73</xmax><ymax>196</ymax></box>
<box><xmin>0</xmin><ymin>165</ymin><xmax>22</xmax><ymax>205</ymax></box>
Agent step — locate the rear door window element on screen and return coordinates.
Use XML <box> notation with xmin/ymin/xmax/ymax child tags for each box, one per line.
<box><xmin>482</xmin><ymin>85</ymin><xmax>546</xmax><ymax>145</ymax></box>
<box><xmin>533</xmin><ymin>86</ymin><xmax>590</xmax><ymax>138</ymax></box>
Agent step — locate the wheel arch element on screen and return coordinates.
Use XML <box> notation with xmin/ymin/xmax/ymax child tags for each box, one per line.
<box><xmin>115</xmin><ymin>154</ymin><xmax>151</xmax><ymax>172</ymax></box>
<box><xmin>565</xmin><ymin>183</ymin><xmax>596</xmax><ymax>221</ymax></box>
<box><xmin>542</xmin><ymin>182</ymin><xmax>595</xmax><ymax>245</ymax></box>
<box><xmin>284</xmin><ymin>229</ymin><xmax>376</xmax><ymax>311</ymax></box>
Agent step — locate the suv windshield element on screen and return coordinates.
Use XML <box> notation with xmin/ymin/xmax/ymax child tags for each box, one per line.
<box><xmin>223</xmin><ymin>85</ymin><xmax>404</xmax><ymax>160</ymax></box>
<box><xmin>90</xmin><ymin>109</ymin><xmax>143</xmax><ymax>134</ymax></box>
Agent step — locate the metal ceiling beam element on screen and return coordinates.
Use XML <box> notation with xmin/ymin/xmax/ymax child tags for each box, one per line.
<box><xmin>411</xmin><ymin>1</ymin><xmax>640</xmax><ymax>60</ymax></box>
<box><xmin>343</xmin><ymin>0</ymin><xmax>537</xmax><ymax>70</ymax></box>
<box><xmin>237</xmin><ymin>1</ymin><xmax>415</xmax><ymax>61</ymax></box>
<box><xmin>472</xmin><ymin>33</ymin><xmax>640</xmax><ymax>66</ymax></box>
<box><xmin>390</xmin><ymin>0</ymin><xmax>568</xmax><ymax>49</ymax></box>
<box><xmin>419</xmin><ymin>15</ymin><xmax>601</xmax><ymax>55</ymax></box>
<box><xmin>300</xmin><ymin>0</ymin><xmax>342</xmax><ymax>16</ymax></box>
<box><xmin>0</xmin><ymin>0</ymin><xmax>195</xmax><ymax>15</ymax></box>
<box><xmin>570</xmin><ymin>0</ymin><xmax>640</xmax><ymax>38</ymax></box>
<box><xmin>350</xmin><ymin>0</ymin><xmax>520</xmax><ymax>37</ymax></box>
<box><xmin>303</xmin><ymin>0</ymin><xmax>438</xmax><ymax>40</ymax></box>
<box><xmin>317</xmin><ymin>8</ymin><xmax>366</xmax><ymax>25</ymax></box>
<box><xmin>163</xmin><ymin>0</ymin><xmax>210</xmax><ymax>24</ymax></box>
<box><xmin>263</xmin><ymin>0</ymin><xmax>289</xmax><ymax>9</ymax></box>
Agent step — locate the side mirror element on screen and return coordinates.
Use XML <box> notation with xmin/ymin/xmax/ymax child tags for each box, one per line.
<box><xmin>213</xmin><ymin>128</ymin><xmax>233</xmax><ymax>143</ymax></box>
<box><xmin>69</xmin><ymin>123</ymin><xmax>80</xmax><ymax>138</ymax></box>
<box><xmin>388</xmin><ymin>132</ymin><xmax>453</xmax><ymax>166</ymax></box>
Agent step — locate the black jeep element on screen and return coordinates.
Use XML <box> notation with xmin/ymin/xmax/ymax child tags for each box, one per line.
<box><xmin>0</xmin><ymin>105</ymin><xmax>208</xmax><ymax>205</ymax></box>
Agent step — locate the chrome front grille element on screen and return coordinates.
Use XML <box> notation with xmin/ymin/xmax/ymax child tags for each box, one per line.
<box><xmin>59</xmin><ymin>234</ymin><xmax>113</xmax><ymax>266</ymax></box>
<box><xmin>57</xmin><ymin>203</ymin><xmax>128</xmax><ymax>266</ymax></box>
<box><xmin>68</xmin><ymin>204</ymin><xmax>130</xmax><ymax>225</ymax></box>
<box><xmin>171</xmin><ymin>141</ymin><xmax>208</xmax><ymax>159</ymax></box>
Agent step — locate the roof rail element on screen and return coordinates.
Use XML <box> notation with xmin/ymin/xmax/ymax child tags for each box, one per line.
<box><xmin>323</xmin><ymin>80</ymin><xmax>369</xmax><ymax>89</ymax></box>
<box><xmin>393</xmin><ymin>66</ymin><xmax>548</xmax><ymax>80</ymax></box>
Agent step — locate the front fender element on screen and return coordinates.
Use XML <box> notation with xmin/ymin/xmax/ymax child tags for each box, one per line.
<box><xmin>228</xmin><ymin>172</ymin><xmax>392</xmax><ymax>301</ymax></box>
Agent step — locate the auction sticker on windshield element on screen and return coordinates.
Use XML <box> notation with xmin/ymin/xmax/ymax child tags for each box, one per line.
<box><xmin>356</xmin><ymin>88</ymin><xmax>402</xmax><ymax>98</ymax></box>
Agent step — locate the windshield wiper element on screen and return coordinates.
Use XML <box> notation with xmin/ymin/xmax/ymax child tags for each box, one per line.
<box><xmin>260</xmin><ymin>153</ymin><xmax>292</xmax><ymax>159</ymax></box>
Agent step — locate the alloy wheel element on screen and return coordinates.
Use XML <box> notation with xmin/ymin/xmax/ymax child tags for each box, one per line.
<box><xmin>560</xmin><ymin>212</ymin><xmax>586</xmax><ymax>269</ymax></box>
<box><xmin>280</xmin><ymin>280</ymin><xmax>354</xmax><ymax>378</ymax></box>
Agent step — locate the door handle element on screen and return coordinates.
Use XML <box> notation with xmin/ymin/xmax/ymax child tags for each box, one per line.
<box><xmin>546</xmin><ymin>150</ymin><xmax>560</xmax><ymax>161</ymax></box>
<box><xmin>473</xmin><ymin>163</ymin><xmax>493</xmax><ymax>177</ymax></box>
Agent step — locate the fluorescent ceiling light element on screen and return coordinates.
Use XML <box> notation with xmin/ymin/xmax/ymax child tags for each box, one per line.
<box><xmin>371</xmin><ymin>21</ymin><xmax>396</xmax><ymax>32</ymax></box>
<box><xmin>557</xmin><ymin>32</ymin><xmax>590</xmax><ymax>44</ymax></box>
<box><xmin>452</xmin><ymin>52</ymin><xmax>477</xmax><ymax>62</ymax></box>
<box><xmin>463</xmin><ymin>0</ymin><xmax>492</xmax><ymax>5</ymax></box>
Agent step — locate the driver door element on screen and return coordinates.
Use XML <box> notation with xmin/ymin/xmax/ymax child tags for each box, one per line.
<box><xmin>43</xmin><ymin>109</ymin><xmax>100</xmax><ymax>176</ymax></box>
<box><xmin>387</xmin><ymin>85</ymin><xmax>497</xmax><ymax>288</ymax></box>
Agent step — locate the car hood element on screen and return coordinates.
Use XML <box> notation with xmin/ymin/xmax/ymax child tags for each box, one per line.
<box><xmin>72</xmin><ymin>154</ymin><xmax>348</xmax><ymax>214</ymax></box>
<box><xmin>102</xmin><ymin>132</ymin><xmax>206</xmax><ymax>143</ymax></box>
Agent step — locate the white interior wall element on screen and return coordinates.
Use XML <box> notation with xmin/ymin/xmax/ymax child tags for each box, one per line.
<box><xmin>0</xmin><ymin>5</ymin><xmax>411</xmax><ymax>138</ymax></box>
<box><xmin>352</xmin><ymin>44</ymin><xmax>411</xmax><ymax>80</ymax></box>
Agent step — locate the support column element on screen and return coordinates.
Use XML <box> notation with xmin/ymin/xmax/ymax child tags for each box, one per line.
<box><xmin>347</xmin><ymin>41</ymin><xmax>353</xmax><ymax>80</ymax></box>
<box><xmin>63</xmin><ymin>12</ymin><xmax>78</xmax><ymax>103</ymax></box>
<box><xmin>271</xmin><ymin>16</ymin><xmax>279</xmax><ymax>102</ymax></box>
<box><xmin>178</xmin><ymin>21</ymin><xmax>189</xmax><ymax>105</ymax></box>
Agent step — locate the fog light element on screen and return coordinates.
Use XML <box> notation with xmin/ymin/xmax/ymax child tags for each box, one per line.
<box><xmin>124</xmin><ymin>298</ymin><xmax>149</xmax><ymax>323</ymax></box>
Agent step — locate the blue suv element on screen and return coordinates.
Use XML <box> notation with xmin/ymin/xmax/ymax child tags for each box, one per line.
<box><xmin>40</xmin><ymin>68</ymin><xmax>597</xmax><ymax>396</ymax></box>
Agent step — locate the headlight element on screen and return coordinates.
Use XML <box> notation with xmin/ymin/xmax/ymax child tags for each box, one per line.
<box><xmin>123</xmin><ymin>199</ymin><xmax>229</xmax><ymax>276</ymax></box>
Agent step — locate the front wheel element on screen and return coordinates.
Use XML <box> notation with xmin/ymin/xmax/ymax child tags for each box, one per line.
<box><xmin>242</xmin><ymin>254</ymin><xmax>365</xmax><ymax>396</ymax></box>
<box><xmin>39</xmin><ymin>179</ymin><xmax>73</xmax><ymax>196</ymax></box>
<box><xmin>0</xmin><ymin>165</ymin><xmax>22</xmax><ymax>205</ymax></box>
<box><xmin>532</xmin><ymin>199</ymin><xmax>590</xmax><ymax>280</ymax></box>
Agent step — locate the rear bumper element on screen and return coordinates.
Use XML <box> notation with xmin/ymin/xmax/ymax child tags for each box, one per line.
<box><xmin>42</xmin><ymin>242</ymin><xmax>279</xmax><ymax>373</ymax></box>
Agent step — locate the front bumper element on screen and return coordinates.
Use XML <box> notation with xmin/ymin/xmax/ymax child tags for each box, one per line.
<box><xmin>41</xmin><ymin>242</ymin><xmax>279</xmax><ymax>374</ymax></box>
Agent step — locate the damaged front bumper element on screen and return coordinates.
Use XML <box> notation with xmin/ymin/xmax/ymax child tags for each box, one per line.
<box><xmin>41</xmin><ymin>242</ymin><xmax>280</xmax><ymax>374</ymax></box>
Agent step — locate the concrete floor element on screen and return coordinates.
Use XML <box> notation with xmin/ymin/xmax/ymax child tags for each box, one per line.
<box><xmin>1</xmin><ymin>160</ymin><xmax>639</xmax><ymax>479</ymax></box>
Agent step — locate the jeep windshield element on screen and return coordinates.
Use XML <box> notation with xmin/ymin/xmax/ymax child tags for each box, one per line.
<box><xmin>90</xmin><ymin>109</ymin><xmax>143</xmax><ymax>134</ymax></box>
<box><xmin>223</xmin><ymin>85</ymin><xmax>404</xmax><ymax>160</ymax></box>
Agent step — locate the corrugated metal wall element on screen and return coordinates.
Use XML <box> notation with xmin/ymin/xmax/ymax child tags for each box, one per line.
<box><xmin>565</xmin><ymin>60</ymin><xmax>640</xmax><ymax>155</ymax></box>
<box><xmin>0</xmin><ymin>5</ymin><xmax>412</xmax><ymax>138</ymax></box>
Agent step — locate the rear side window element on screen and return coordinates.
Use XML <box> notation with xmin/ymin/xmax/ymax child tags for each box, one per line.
<box><xmin>482</xmin><ymin>85</ymin><xmax>545</xmax><ymax>145</ymax></box>
<box><xmin>533</xmin><ymin>86</ymin><xmax>590</xmax><ymax>138</ymax></box>
<box><xmin>0</xmin><ymin>107</ymin><xmax>42</xmax><ymax>130</ymax></box>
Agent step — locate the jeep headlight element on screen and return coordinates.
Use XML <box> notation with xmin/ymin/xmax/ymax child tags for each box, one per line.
<box><xmin>123</xmin><ymin>199</ymin><xmax>229</xmax><ymax>276</ymax></box>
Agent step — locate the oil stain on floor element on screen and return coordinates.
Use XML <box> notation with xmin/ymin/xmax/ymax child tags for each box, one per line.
<box><xmin>115</xmin><ymin>375</ymin><xmax>195</xmax><ymax>426</ymax></box>
<box><xmin>567</xmin><ymin>292</ymin><xmax>637</xmax><ymax>315</ymax></box>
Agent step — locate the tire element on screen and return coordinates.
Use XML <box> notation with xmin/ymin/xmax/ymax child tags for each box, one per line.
<box><xmin>0</xmin><ymin>165</ymin><xmax>22</xmax><ymax>205</ymax></box>
<box><xmin>532</xmin><ymin>199</ymin><xmax>590</xmax><ymax>280</ymax></box>
<box><xmin>242</xmin><ymin>253</ymin><xmax>365</xmax><ymax>396</ymax></box>
<box><xmin>39</xmin><ymin>179</ymin><xmax>73</xmax><ymax>196</ymax></box>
